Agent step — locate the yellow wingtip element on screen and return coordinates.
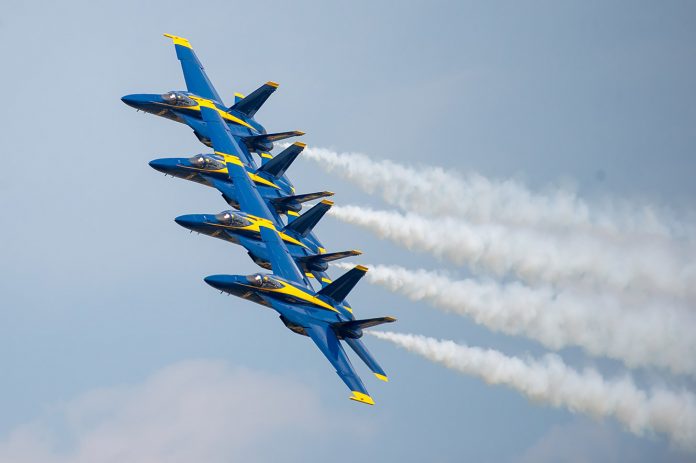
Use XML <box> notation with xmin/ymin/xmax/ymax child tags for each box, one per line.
<box><xmin>293</xmin><ymin>142</ymin><xmax>307</xmax><ymax>148</ymax></box>
<box><xmin>266</xmin><ymin>81</ymin><xmax>280</xmax><ymax>88</ymax></box>
<box><xmin>296</xmin><ymin>131</ymin><xmax>306</xmax><ymax>136</ymax></box>
<box><xmin>320</xmin><ymin>199</ymin><xmax>334</xmax><ymax>206</ymax></box>
<box><xmin>355</xmin><ymin>265</ymin><xmax>369</xmax><ymax>272</ymax></box>
<box><xmin>353</xmin><ymin>250</ymin><xmax>363</xmax><ymax>255</ymax></box>
<box><xmin>350</xmin><ymin>391</ymin><xmax>375</xmax><ymax>405</ymax></box>
<box><xmin>287</xmin><ymin>211</ymin><xmax>300</xmax><ymax>217</ymax></box>
<box><xmin>374</xmin><ymin>373</ymin><xmax>389</xmax><ymax>382</ymax></box>
<box><xmin>163</xmin><ymin>33</ymin><xmax>192</xmax><ymax>48</ymax></box>
<box><xmin>326</xmin><ymin>192</ymin><xmax>335</xmax><ymax>196</ymax></box>
<box><xmin>234</xmin><ymin>92</ymin><xmax>246</xmax><ymax>99</ymax></box>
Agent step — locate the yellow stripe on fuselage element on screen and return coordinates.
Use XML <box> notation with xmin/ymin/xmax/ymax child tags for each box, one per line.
<box><xmin>239</xmin><ymin>280</ymin><xmax>338</xmax><ymax>313</ymax></box>
<box><xmin>158</xmin><ymin>96</ymin><xmax>256</xmax><ymax>131</ymax></box>
<box><xmin>214</xmin><ymin>151</ymin><xmax>281</xmax><ymax>189</ymax></box>
<box><xmin>204</xmin><ymin>220</ymin><xmax>308</xmax><ymax>249</ymax></box>
<box><xmin>180</xmin><ymin>162</ymin><xmax>280</xmax><ymax>190</ymax></box>
<box><xmin>191</xmin><ymin>96</ymin><xmax>255</xmax><ymax>130</ymax></box>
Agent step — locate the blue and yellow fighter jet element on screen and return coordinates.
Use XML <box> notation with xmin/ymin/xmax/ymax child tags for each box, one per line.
<box><xmin>149</xmin><ymin>141</ymin><xmax>332</xmax><ymax>217</ymax></box>
<box><xmin>174</xmin><ymin>202</ymin><xmax>362</xmax><ymax>284</ymax></box>
<box><xmin>168</xmin><ymin>106</ymin><xmax>349</xmax><ymax>284</ymax></box>
<box><xmin>201</xmin><ymin>113</ymin><xmax>395</xmax><ymax>405</ymax></box>
<box><xmin>122</xmin><ymin>34</ymin><xmax>301</xmax><ymax>155</ymax></box>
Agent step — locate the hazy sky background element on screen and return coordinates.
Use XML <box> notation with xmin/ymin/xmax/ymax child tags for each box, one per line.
<box><xmin>1</xmin><ymin>1</ymin><xmax>695</xmax><ymax>462</ymax></box>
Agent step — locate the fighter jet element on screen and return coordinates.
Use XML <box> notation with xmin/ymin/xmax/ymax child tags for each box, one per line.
<box><xmin>175</xmin><ymin>203</ymin><xmax>361</xmax><ymax>284</ymax></box>
<box><xmin>179</xmin><ymin>107</ymin><xmax>354</xmax><ymax>287</ymax></box>
<box><xmin>149</xmin><ymin>141</ymin><xmax>333</xmax><ymax>217</ymax></box>
<box><xmin>122</xmin><ymin>34</ymin><xmax>300</xmax><ymax>155</ymax></box>
<box><xmin>202</xmin><ymin>115</ymin><xmax>395</xmax><ymax>404</ymax></box>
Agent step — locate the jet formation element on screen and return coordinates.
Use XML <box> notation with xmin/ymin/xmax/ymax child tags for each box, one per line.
<box><xmin>122</xmin><ymin>34</ymin><xmax>395</xmax><ymax>405</ymax></box>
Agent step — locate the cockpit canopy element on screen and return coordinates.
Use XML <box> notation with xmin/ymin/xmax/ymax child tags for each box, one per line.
<box><xmin>214</xmin><ymin>211</ymin><xmax>251</xmax><ymax>227</ymax></box>
<box><xmin>247</xmin><ymin>274</ymin><xmax>282</xmax><ymax>289</ymax></box>
<box><xmin>188</xmin><ymin>154</ymin><xmax>224</xmax><ymax>170</ymax></box>
<box><xmin>162</xmin><ymin>91</ymin><xmax>196</xmax><ymax>107</ymax></box>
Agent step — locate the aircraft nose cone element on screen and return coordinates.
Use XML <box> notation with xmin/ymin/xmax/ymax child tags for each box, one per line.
<box><xmin>121</xmin><ymin>93</ymin><xmax>161</xmax><ymax>109</ymax></box>
<box><xmin>174</xmin><ymin>214</ymin><xmax>201</xmax><ymax>229</ymax></box>
<box><xmin>121</xmin><ymin>94</ymin><xmax>143</xmax><ymax>108</ymax></box>
<box><xmin>149</xmin><ymin>158</ymin><xmax>174</xmax><ymax>173</ymax></box>
<box><xmin>204</xmin><ymin>275</ymin><xmax>232</xmax><ymax>290</ymax></box>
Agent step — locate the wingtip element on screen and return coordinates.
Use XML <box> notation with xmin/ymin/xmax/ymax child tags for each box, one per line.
<box><xmin>293</xmin><ymin>142</ymin><xmax>307</xmax><ymax>148</ymax></box>
<box><xmin>355</xmin><ymin>265</ymin><xmax>369</xmax><ymax>272</ymax></box>
<box><xmin>350</xmin><ymin>391</ymin><xmax>375</xmax><ymax>405</ymax></box>
<box><xmin>295</xmin><ymin>131</ymin><xmax>306</xmax><ymax>136</ymax></box>
<box><xmin>320</xmin><ymin>199</ymin><xmax>335</xmax><ymax>206</ymax></box>
<box><xmin>163</xmin><ymin>33</ymin><xmax>191</xmax><ymax>48</ymax></box>
<box><xmin>374</xmin><ymin>373</ymin><xmax>389</xmax><ymax>382</ymax></box>
<box><xmin>266</xmin><ymin>81</ymin><xmax>280</xmax><ymax>88</ymax></box>
<box><xmin>353</xmin><ymin>250</ymin><xmax>363</xmax><ymax>255</ymax></box>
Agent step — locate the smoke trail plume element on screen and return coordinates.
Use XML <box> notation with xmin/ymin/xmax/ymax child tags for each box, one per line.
<box><xmin>369</xmin><ymin>331</ymin><xmax>696</xmax><ymax>451</ymax></box>
<box><xmin>328</xmin><ymin>205</ymin><xmax>696</xmax><ymax>301</ymax></box>
<box><xmin>302</xmin><ymin>145</ymin><xmax>691</xmax><ymax>239</ymax></box>
<box><xmin>348</xmin><ymin>263</ymin><xmax>696</xmax><ymax>376</ymax></box>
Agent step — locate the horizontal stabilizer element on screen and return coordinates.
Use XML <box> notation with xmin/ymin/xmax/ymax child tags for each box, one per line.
<box><xmin>257</xmin><ymin>142</ymin><xmax>305</xmax><ymax>178</ymax></box>
<box><xmin>270</xmin><ymin>191</ymin><xmax>334</xmax><ymax>213</ymax></box>
<box><xmin>283</xmin><ymin>200</ymin><xmax>332</xmax><ymax>238</ymax></box>
<box><xmin>229</xmin><ymin>81</ymin><xmax>278</xmax><ymax>118</ymax></box>
<box><xmin>244</xmin><ymin>131</ymin><xmax>305</xmax><ymax>152</ymax></box>
<box><xmin>317</xmin><ymin>265</ymin><xmax>368</xmax><ymax>304</ymax></box>
<box><xmin>297</xmin><ymin>250</ymin><xmax>363</xmax><ymax>272</ymax></box>
<box><xmin>344</xmin><ymin>337</ymin><xmax>389</xmax><ymax>381</ymax></box>
<box><xmin>334</xmin><ymin>316</ymin><xmax>396</xmax><ymax>335</ymax></box>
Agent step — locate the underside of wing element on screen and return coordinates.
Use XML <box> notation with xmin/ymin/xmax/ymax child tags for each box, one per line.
<box><xmin>305</xmin><ymin>322</ymin><xmax>374</xmax><ymax>405</ymax></box>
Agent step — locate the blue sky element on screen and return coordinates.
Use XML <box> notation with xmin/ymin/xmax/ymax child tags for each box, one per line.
<box><xmin>1</xmin><ymin>1</ymin><xmax>695</xmax><ymax>461</ymax></box>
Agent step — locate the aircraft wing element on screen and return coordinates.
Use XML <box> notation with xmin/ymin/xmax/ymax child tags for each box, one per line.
<box><xmin>199</xmin><ymin>106</ymin><xmax>255</xmax><ymax>167</ymax></box>
<box><xmin>199</xmin><ymin>108</ymin><xmax>271</xmax><ymax>217</ymax></box>
<box><xmin>164</xmin><ymin>34</ymin><xmax>222</xmax><ymax>103</ymax></box>
<box><xmin>304</xmin><ymin>321</ymin><xmax>374</xmax><ymax>405</ymax></box>
<box><xmin>259</xmin><ymin>226</ymin><xmax>309</xmax><ymax>286</ymax></box>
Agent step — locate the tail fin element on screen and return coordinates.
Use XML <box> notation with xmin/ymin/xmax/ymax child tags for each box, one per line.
<box><xmin>297</xmin><ymin>249</ymin><xmax>362</xmax><ymax>272</ymax></box>
<box><xmin>344</xmin><ymin>337</ymin><xmax>390</xmax><ymax>381</ymax></box>
<box><xmin>283</xmin><ymin>200</ymin><xmax>332</xmax><ymax>238</ymax></box>
<box><xmin>270</xmin><ymin>191</ymin><xmax>334</xmax><ymax>213</ymax></box>
<box><xmin>257</xmin><ymin>142</ymin><xmax>305</xmax><ymax>178</ymax></box>
<box><xmin>317</xmin><ymin>265</ymin><xmax>369</xmax><ymax>304</ymax></box>
<box><xmin>333</xmin><ymin>317</ymin><xmax>397</xmax><ymax>340</ymax></box>
<box><xmin>229</xmin><ymin>81</ymin><xmax>278</xmax><ymax>118</ymax></box>
<box><xmin>243</xmin><ymin>131</ymin><xmax>305</xmax><ymax>153</ymax></box>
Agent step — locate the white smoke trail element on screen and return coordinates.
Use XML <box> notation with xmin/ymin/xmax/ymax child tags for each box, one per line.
<box><xmin>369</xmin><ymin>331</ymin><xmax>696</xmax><ymax>451</ymax></box>
<box><xmin>329</xmin><ymin>205</ymin><xmax>696</xmax><ymax>302</ymax></box>
<box><xmin>302</xmin><ymin>145</ymin><xmax>692</xmax><ymax>239</ymax></box>
<box><xmin>346</xmin><ymin>263</ymin><xmax>696</xmax><ymax>376</ymax></box>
